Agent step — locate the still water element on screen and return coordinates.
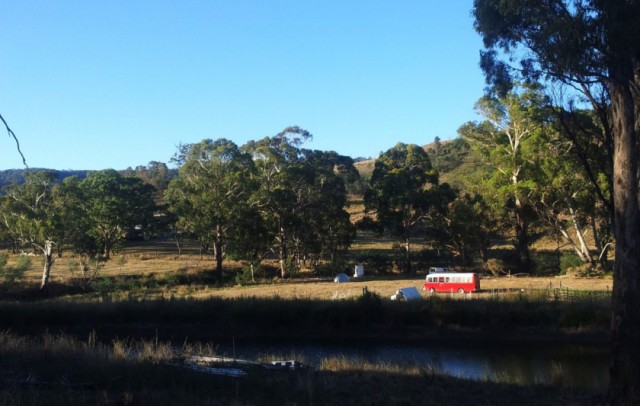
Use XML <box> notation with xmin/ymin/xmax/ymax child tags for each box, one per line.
<box><xmin>217</xmin><ymin>342</ymin><xmax>609</xmax><ymax>389</ymax></box>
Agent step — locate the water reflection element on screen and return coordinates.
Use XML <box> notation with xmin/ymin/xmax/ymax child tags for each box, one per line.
<box><xmin>217</xmin><ymin>342</ymin><xmax>609</xmax><ymax>389</ymax></box>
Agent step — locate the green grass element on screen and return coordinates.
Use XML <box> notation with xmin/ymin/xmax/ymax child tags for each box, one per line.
<box><xmin>0</xmin><ymin>292</ymin><xmax>611</xmax><ymax>343</ymax></box>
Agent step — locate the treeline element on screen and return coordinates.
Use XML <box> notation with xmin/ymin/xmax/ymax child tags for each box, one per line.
<box><xmin>0</xmin><ymin>164</ymin><xmax>178</xmax><ymax>192</ymax></box>
<box><xmin>0</xmin><ymin>114</ymin><xmax>613</xmax><ymax>292</ymax></box>
<box><xmin>1</xmin><ymin>124</ymin><xmax>502</xmax><ymax>292</ymax></box>
<box><xmin>0</xmin><ymin>127</ymin><xmax>367</xmax><ymax>290</ymax></box>
<box><xmin>0</xmin><ymin>168</ymin><xmax>89</xmax><ymax>189</ymax></box>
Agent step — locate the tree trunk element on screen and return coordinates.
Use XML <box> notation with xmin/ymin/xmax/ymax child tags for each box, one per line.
<box><xmin>39</xmin><ymin>240</ymin><xmax>54</xmax><ymax>291</ymax></box>
<box><xmin>278</xmin><ymin>226</ymin><xmax>288</xmax><ymax>278</ymax></box>
<box><xmin>514</xmin><ymin>202</ymin><xmax>530</xmax><ymax>273</ymax></box>
<box><xmin>608</xmin><ymin>69</ymin><xmax>640</xmax><ymax>404</ymax></box>
<box><xmin>103</xmin><ymin>238</ymin><xmax>112</xmax><ymax>260</ymax></box>
<box><xmin>567</xmin><ymin>206</ymin><xmax>592</xmax><ymax>264</ymax></box>
<box><xmin>214</xmin><ymin>240</ymin><xmax>223</xmax><ymax>286</ymax></box>
<box><xmin>404</xmin><ymin>236</ymin><xmax>412</xmax><ymax>274</ymax></box>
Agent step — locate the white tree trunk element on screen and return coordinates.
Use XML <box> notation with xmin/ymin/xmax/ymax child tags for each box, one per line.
<box><xmin>40</xmin><ymin>240</ymin><xmax>55</xmax><ymax>291</ymax></box>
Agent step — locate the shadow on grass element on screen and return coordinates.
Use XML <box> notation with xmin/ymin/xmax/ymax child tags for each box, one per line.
<box><xmin>0</xmin><ymin>332</ymin><xmax>604</xmax><ymax>406</ymax></box>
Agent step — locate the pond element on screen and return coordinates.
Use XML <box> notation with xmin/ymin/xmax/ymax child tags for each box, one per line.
<box><xmin>216</xmin><ymin>342</ymin><xmax>609</xmax><ymax>389</ymax></box>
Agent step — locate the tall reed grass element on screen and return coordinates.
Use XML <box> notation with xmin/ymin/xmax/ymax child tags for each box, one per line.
<box><xmin>0</xmin><ymin>330</ymin><xmax>602</xmax><ymax>405</ymax></box>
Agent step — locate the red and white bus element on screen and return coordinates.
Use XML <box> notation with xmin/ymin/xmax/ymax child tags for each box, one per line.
<box><xmin>423</xmin><ymin>272</ymin><xmax>480</xmax><ymax>294</ymax></box>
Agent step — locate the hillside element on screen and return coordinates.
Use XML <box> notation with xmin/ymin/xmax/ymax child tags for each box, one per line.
<box><xmin>0</xmin><ymin>168</ymin><xmax>89</xmax><ymax>190</ymax></box>
<box><xmin>0</xmin><ymin>165</ymin><xmax>177</xmax><ymax>192</ymax></box>
<box><xmin>353</xmin><ymin>138</ymin><xmax>481</xmax><ymax>191</ymax></box>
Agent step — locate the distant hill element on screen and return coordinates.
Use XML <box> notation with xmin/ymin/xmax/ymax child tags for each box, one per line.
<box><xmin>353</xmin><ymin>138</ymin><xmax>479</xmax><ymax>191</ymax></box>
<box><xmin>0</xmin><ymin>168</ymin><xmax>89</xmax><ymax>190</ymax></box>
<box><xmin>0</xmin><ymin>165</ymin><xmax>177</xmax><ymax>192</ymax></box>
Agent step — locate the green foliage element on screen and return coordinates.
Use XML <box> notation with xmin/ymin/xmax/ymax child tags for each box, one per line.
<box><xmin>559</xmin><ymin>253</ymin><xmax>584</xmax><ymax>275</ymax></box>
<box><xmin>165</xmin><ymin>138</ymin><xmax>257</xmax><ymax>284</ymax></box>
<box><xmin>92</xmin><ymin>276</ymin><xmax>113</xmax><ymax>295</ymax></box>
<box><xmin>531</xmin><ymin>251</ymin><xmax>560</xmax><ymax>276</ymax></box>
<box><xmin>458</xmin><ymin>86</ymin><xmax>552</xmax><ymax>273</ymax></box>
<box><xmin>241</xmin><ymin>128</ymin><xmax>357</xmax><ymax>277</ymax></box>
<box><xmin>80</xmin><ymin>169</ymin><xmax>157</xmax><ymax>259</ymax></box>
<box><xmin>364</xmin><ymin>143</ymin><xmax>452</xmax><ymax>273</ymax></box>
<box><xmin>234</xmin><ymin>264</ymin><xmax>263</xmax><ymax>284</ymax></box>
<box><xmin>426</xmin><ymin>192</ymin><xmax>495</xmax><ymax>266</ymax></box>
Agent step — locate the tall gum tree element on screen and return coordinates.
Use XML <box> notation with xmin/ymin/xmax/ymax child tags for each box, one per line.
<box><xmin>473</xmin><ymin>1</ymin><xmax>640</xmax><ymax>402</ymax></box>
<box><xmin>165</xmin><ymin>139</ymin><xmax>256</xmax><ymax>285</ymax></box>
<box><xmin>364</xmin><ymin>143</ymin><xmax>447</xmax><ymax>274</ymax></box>
<box><xmin>0</xmin><ymin>171</ymin><xmax>59</xmax><ymax>291</ymax></box>
<box><xmin>79</xmin><ymin>170</ymin><xmax>156</xmax><ymax>259</ymax></box>
<box><xmin>459</xmin><ymin>87</ymin><xmax>546</xmax><ymax>273</ymax></box>
<box><xmin>242</xmin><ymin>127</ymin><xmax>357</xmax><ymax>277</ymax></box>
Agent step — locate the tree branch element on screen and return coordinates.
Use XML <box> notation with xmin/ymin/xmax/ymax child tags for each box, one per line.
<box><xmin>0</xmin><ymin>113</ymin><xmax>28</xmax><ymax>168</ymax></box>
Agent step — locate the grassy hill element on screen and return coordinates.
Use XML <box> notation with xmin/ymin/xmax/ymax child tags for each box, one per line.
<box><xmin>0</xmin><ymin>168</ymin><xmax>89</xmax><ymax>189</ymax></box>
<box><xmin>353</xmin><ymin>138</ymin><xmax>481</xmax><ymax>192</ymax></box>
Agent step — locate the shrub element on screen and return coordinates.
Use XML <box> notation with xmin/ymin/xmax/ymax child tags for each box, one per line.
<box><xmin>235</xmin><ymin>264</ymin><xmax>264</xmax><ymax>284</ymax></box>
<box><xmin>559</xmin><ymin>253</ymin><xmax>584</xmax><ymax>275</ymax></box>
<box><xmin>2</xmin><ymin>255</ymin><xmax>31</xmax><ymax>283</ymax></box>
<box><xmin>484</xmin><ymin>258</ymin><xmax>506</xmax><ymax>277</ymax></box>
<box><xmin>531</xmin><ymin>251</ymin><xmax>559</xmax><ymax>276</ymax></box>
<box><xmin>92</xmin><ymin>277</ymin><xmax>113</xmax><ymax>295</ymax></box>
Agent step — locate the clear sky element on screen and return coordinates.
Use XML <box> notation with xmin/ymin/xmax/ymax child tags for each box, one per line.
<box><xmin>1</xmin><ymin>1</ymin><xmax>485</xmax><ymax>170</ymax></box>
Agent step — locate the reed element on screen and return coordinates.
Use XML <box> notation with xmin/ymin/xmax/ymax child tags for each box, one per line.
<box><xmin>0</xmin><ymin>331</ymin><xmax>601</xmax><ymax>405</ymax></box>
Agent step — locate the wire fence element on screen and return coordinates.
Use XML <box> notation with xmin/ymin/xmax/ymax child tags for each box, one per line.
<box><xmin>483</xmin><ymin>287</ymin><xmax>611</xmax><ymax>302</ymax></box>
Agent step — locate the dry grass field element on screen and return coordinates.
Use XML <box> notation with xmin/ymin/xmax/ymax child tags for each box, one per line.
<box><xmin>2</xmin><ymin>237</ymin><xmax>612</xmax><ymax>301</ymax></box>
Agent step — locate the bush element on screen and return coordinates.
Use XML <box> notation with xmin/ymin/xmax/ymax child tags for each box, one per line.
<box><xmin>559</xmin><ymin>253</ymin><xmax>584</xmax><ymax>275</ymax></box>
<box><xmin>531</xmin><ymin>251</ymin><xmax>559</xmax><ymax>276</ymax></box>
<box><xmin>235</xmin><ymin>264</ymin><xmax>265</xmax><ymax>284</ymax></box>
<box><xmin>484</xmin><ymin>258</ymin><xmax>506</xmax><ymax>277</ymax></box>
<box><xmin>2</xmin><ymin>255</ymin><xmax>31</xmax><ymax>283</ymax></box>
<box><xmin>92</xmin><ymin>277</ymin><xmax>113</xmax><ymax>295</ymax></box>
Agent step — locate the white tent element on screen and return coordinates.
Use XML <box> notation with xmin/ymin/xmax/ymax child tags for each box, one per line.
<box><xmin>333</xmin><ymin>273</ymin><xmax>350</xmax><ymax>283</ymax></box>
<box><xmin>390</xmin><ymin>287</ymin><xmax>423</xmax><ymax>301</ymax></box>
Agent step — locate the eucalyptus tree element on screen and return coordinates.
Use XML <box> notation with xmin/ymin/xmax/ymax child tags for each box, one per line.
<box><xmin>458</xmin><ymin>86</ymin><xmax>547</xmax><ymax>273</ymax></box>
<box><xmin>54</xmin><ymin>176</ymin><xmax>103</xmax><ymax>289</ymax></box>
<box><xmin>242</xmin><ymin>129</ymin><xmax>303</xmax><ymax>277</ymax></box>
<box><xmin>427</xmin><ymin>192</ymin><xmax>495</xmax><ymax>266</ymax></box>
<box><xmin>290</xmin><ymin>149</ymin><xmax>357</xmax><ymax>266</ymax></box>
<box><xmin>528</xmin><ymin>120</ymin><xmax>611</xmax><ymax>266</ymax></box>
<box><xmin>0</xmin><ymin>171</ymin><xmax>60</xmax><ymax>290</ymax></box>
<box><xmin>79</xmin><ymin>170</ymin><xmax>156</xmax><ymax>259</ymax></box>
<box><xmin>242</xmin><ymin>127</ymin><xmax>356</xmax><ymax>277</ymax></box>
<box><xmin>165</xmin><ymin>139</ymin><xmax>256</xmax><ymax>285</ymax></box>
<box><xmin>473</xmin><ymin>1</ymin><xmax>640</xmax><ymax>401</ymax></box>
<box><xmin>364</xmin><ymin>143</ymin><xmax>449</xmax><ymax>273</ymax></box>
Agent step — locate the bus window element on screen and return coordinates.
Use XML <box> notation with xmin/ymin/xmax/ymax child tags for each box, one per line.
<box><xmin>438</xmin><ymin>277</ymin><xmax>444</xmax><ymax>283</ymax></box>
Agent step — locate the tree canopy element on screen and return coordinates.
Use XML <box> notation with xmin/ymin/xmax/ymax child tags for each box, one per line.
<box><xmin>473</xmin><ymin>1</ymin><xmax>640</xmax><ymax>402</ymax></box>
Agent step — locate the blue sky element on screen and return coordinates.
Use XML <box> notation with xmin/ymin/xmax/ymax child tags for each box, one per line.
<box><xmin>1</xmin><ymin>1</ymin><xmax>485</xmax><ymax>170</ymax></box>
